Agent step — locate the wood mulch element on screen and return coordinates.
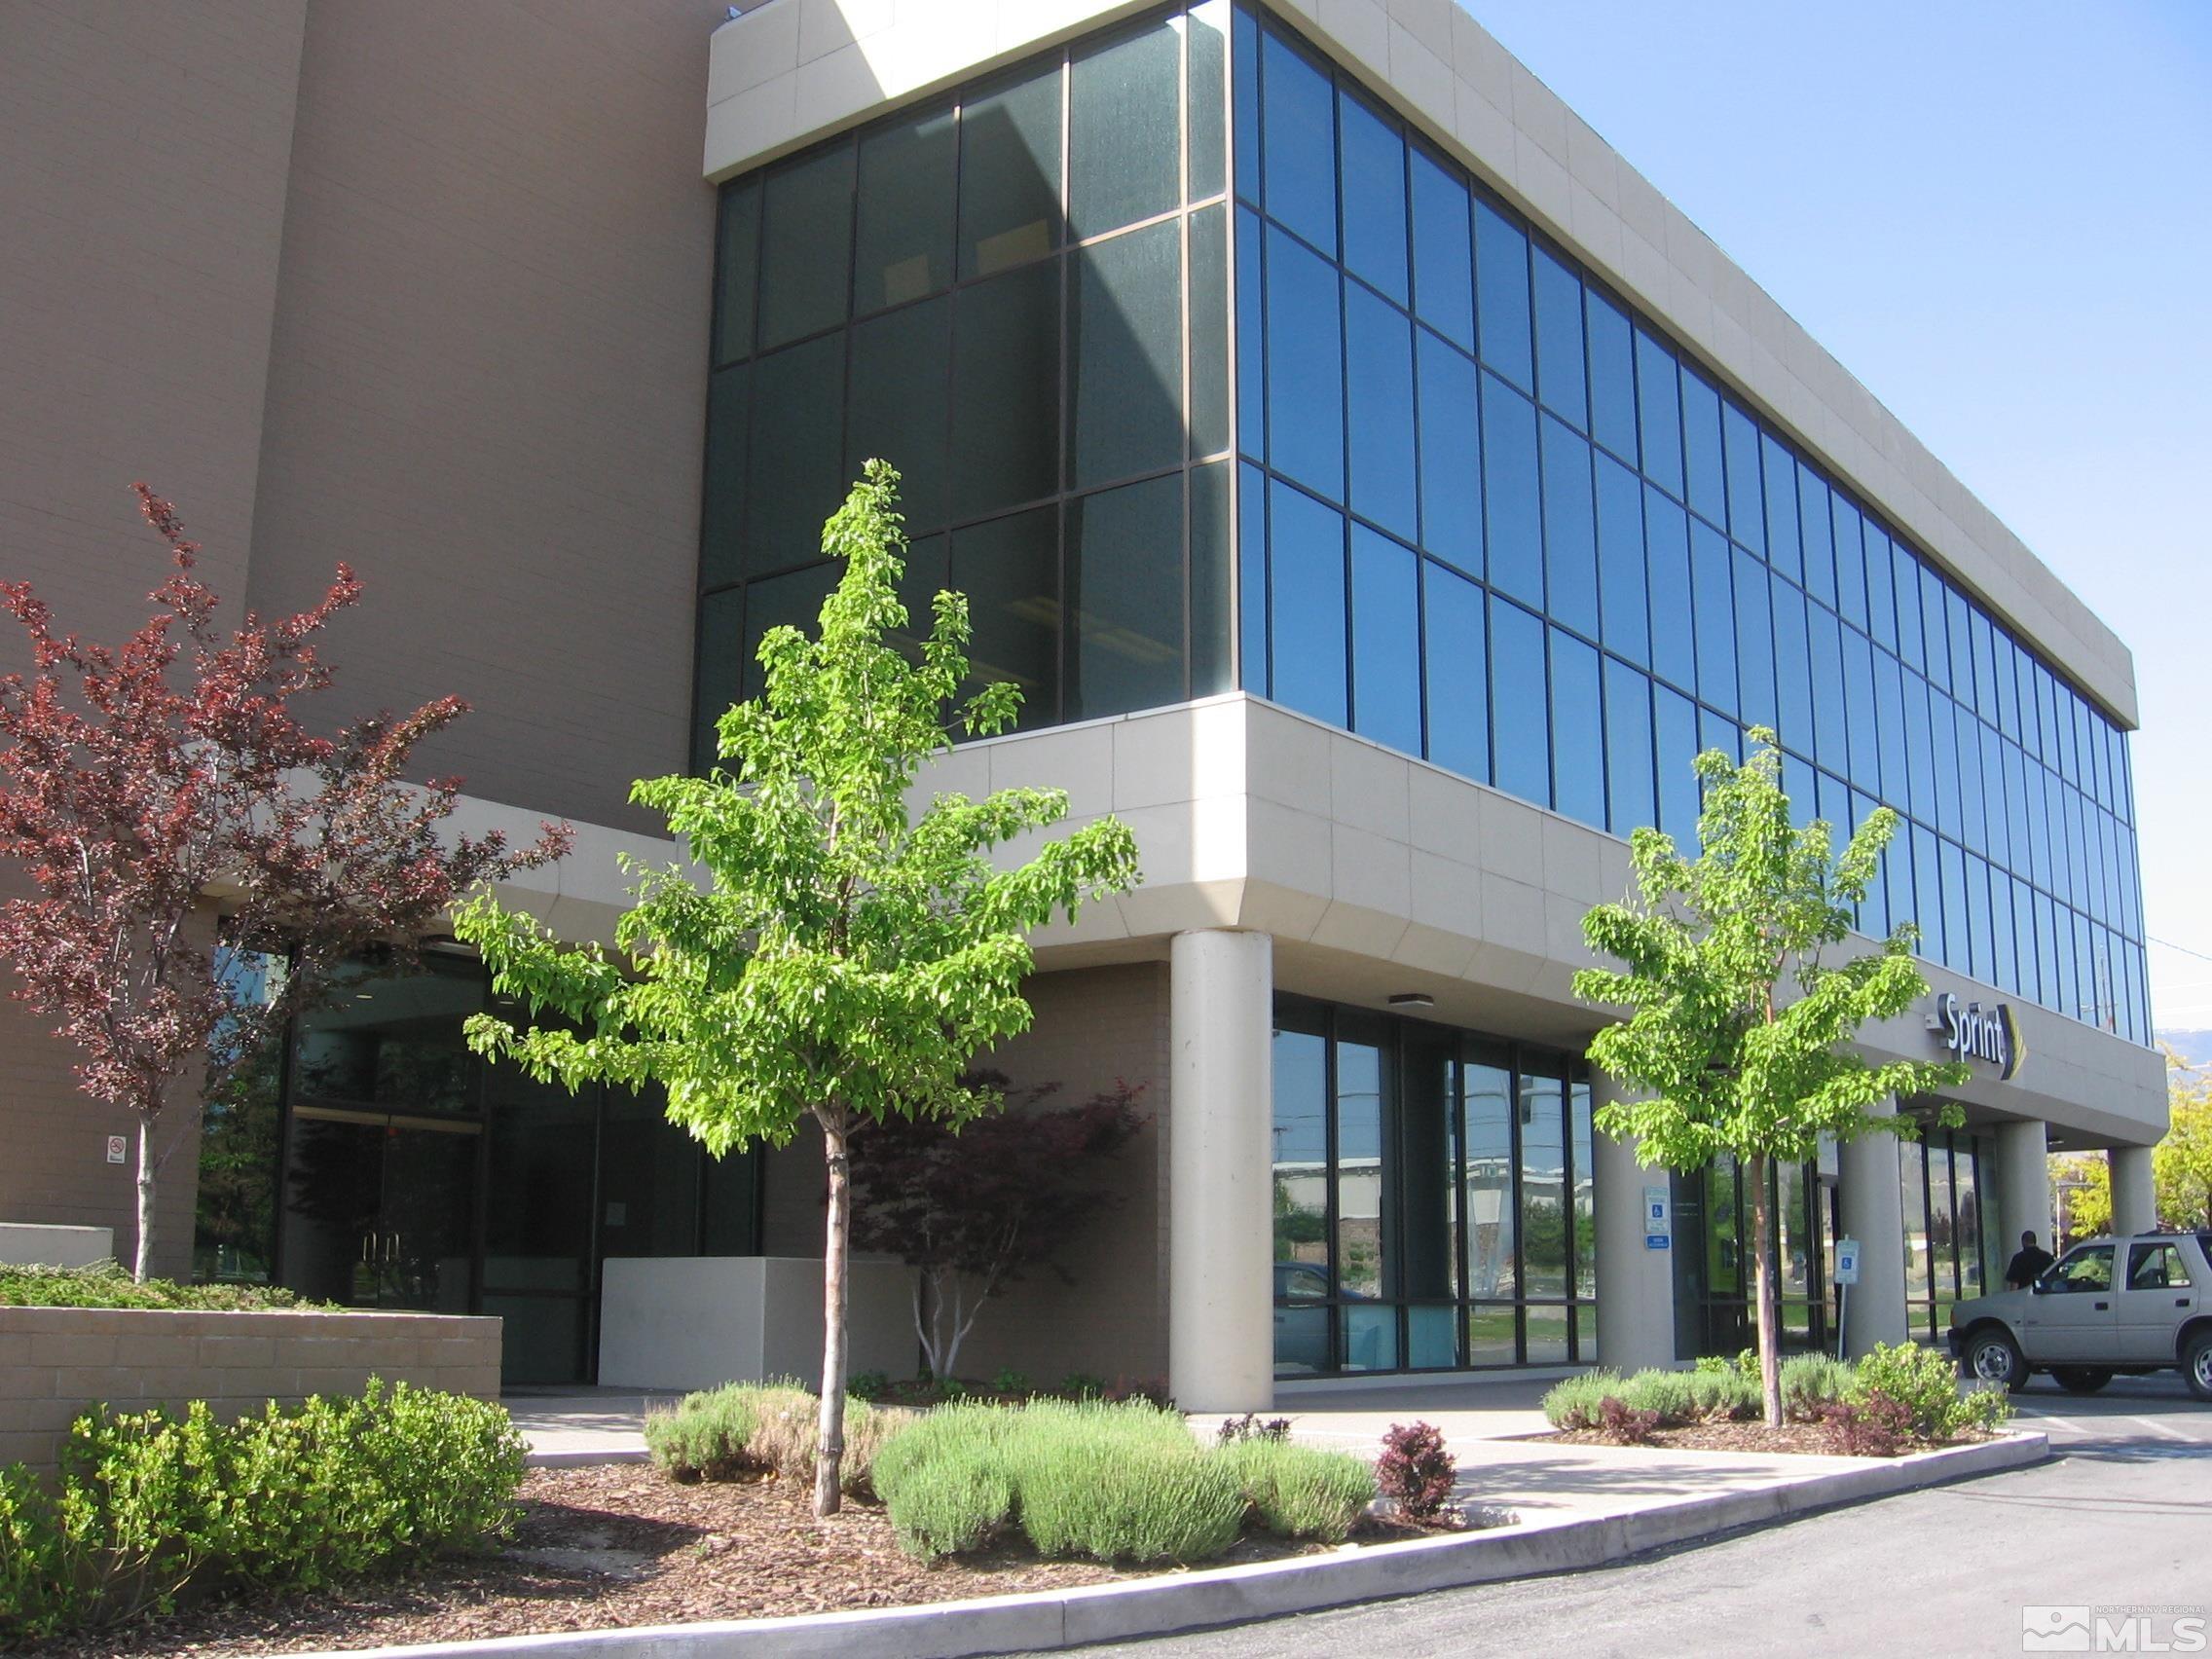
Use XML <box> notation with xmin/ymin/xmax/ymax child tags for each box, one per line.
<box><xmin>1541</xmin><ymin>1421</ymin><xmax>1994</xmax><ymax>1456</ymax></box>
<box><xmin>33</xmin><ymin>1463</ymin><xmax>1429</xmax><ymax>1658</ymax></box>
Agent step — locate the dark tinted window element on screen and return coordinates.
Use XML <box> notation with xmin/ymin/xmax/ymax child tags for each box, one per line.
<box><xmin>951</xmin><ymin>261</ymin><xmax>1060</xmax><ymax>520</ymax></box>
<box><xmin>759</xmin><ymin>144</ymin><xmax>856</xmax><ymax>350</ymax></box>
<box><xmin>1067</xmin><ymin>219</ymin><xmax>1183</xmax><ymax>489</ymax></box>
<box><xmin>855</xmin><ymin>109</ymin><xmax>956</xmax><ymax>313</ymax></box>
<box><xmin>960</xmin><ymin>66</ymin><xmax>1063</xmax><ymax>277</ymax></box>
<box><xmin>1069</xmin><ymin>21</ymin><xmax>1181</xmax><ymax>238</ymax></box>
<box><xmin>714</xmin><ymin>182</ymin><xmax>759</xmax><ymax>365</ymax></box>
<box><xmin>1066</xmin><ymin>474</ymin><xmax>1183</xmax><ymax>719</ymax></box>
<box><xmin>953</xmin><ymin>506</ymin><xmax>1058</xmax><ymax>726</ymax></box>
<box><xmin>847</xmin><ymin>297</ymin><xmax>952</xmax><ymax>533</ymax></box>
<box><xmin>748</xmin><ymin>334</ymin><xmax>846</xmax><ymax>572</ymax></box>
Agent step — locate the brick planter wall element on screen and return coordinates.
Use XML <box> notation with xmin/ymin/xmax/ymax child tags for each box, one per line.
<box><xmin>0</xmin><ymin>1307</ymin><xmax>501</xmax><ymax>1475</ymax></box>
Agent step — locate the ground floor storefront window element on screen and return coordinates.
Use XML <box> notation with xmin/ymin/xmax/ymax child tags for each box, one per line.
<box><xmin>192</xmin><ymin>953</ymin><xmax>759</xmax><ymax>1384</ymax></box>
<box><xmin>1904</xmin><ymin>1127</ymin><xmax>1996</xmax><ymax>1342</ymax></box>
<box><xmin>1271</xmin><ymin>997</ymin><xmax>1595</xmax><ymax>1377</ymax></box>
<box><xmin>1670</xmin><ymin>1153</ymin><xmax>1837</xmax><ymax>1360</ymax></box>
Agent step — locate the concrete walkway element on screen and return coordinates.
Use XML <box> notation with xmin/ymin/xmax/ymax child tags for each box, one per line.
<box><xmin>508</xmin><ymin>1375</ymin><xmax>1882</xmax><ymax>1527</ymax></box>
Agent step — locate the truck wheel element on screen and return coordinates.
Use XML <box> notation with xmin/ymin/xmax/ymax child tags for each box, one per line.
<box><xmin>2050</xmin><ymin>1367</ymin><xmax>2112</xmax><ymax>1394</ymax></box>
<box><xmin>1963</xmin><ymin>1328</ymin><xmax>2027</xmax><ymax>1392</ymax></box>
<box><xmin>2186</xmin><ymin>1331</ymin><xmax>2212</xmax><ymax>1403</ymax></box>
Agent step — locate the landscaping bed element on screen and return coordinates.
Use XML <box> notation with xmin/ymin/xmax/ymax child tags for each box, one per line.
<box><xmin>26</xmin><ymin>1461</ymin><xmax>1435</xmax><ymax>1658</ymax></box>
<box><xmin>1539</xmin><ymin>1420</ymin><xmax>1997</xmax><ymax>1456</ymax></box>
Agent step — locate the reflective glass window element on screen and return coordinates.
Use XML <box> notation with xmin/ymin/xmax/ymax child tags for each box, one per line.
<box><xmin>1721</xmin><ymin>401</ymin><xmax>1763</xmax><ymax>554</ymax></box>
<box><xmin>1644</xmin><ymin>487</ymin><xmax>1693</xmax><ymax>691</ymax></box>
<box><xmin>748</xmin><ymin>334</ymin><xmax>847</xmax><ymax>573</ymax></box>
<box><xmin>1491</xmin><ymin>598</ymin><xmax>1549</xmax><ymax>807</ymax></box>
<box><xmin>1482</xmin><ymin>375</ymin><xmax>1542</xmax><ymax>607</ymax></box>
<box><xmin>1595</xmin><ymin>452</ymin><xmax>1647</xmax><ymax>666</ymax></box>
<box><xmin>952</xmin><ymin>506</ymin><xmax>1058</xmax><ymax>726</ymax></box>
<box><xmin>692</xmin><ymin>588</ymin><xmax>744</xmax><ymax>767</ymax></box>
<box><xmin>1863</xmin><ymin>522</ymin><xmax>1897</xmax><ymax>648</ymax></box>
<box><xmin>759</xmin><ymin>143</ymin><xmax>855</xmax><ymax>350</ymax></box>
<box><xmin>1068</xmin><ymin>218</ymin><xmax>1183</xmax><ymax>490</ymax></box>
<box><xmin>1604</xmin><ymin>657</ymin><xmax>1655</xmax><ymax>831</ymax></box>
<box><xmin>1339</xmin><ymin>88</ymin><xmax>1408</xmax><ymax>302</ymax></box>
<box><xmin>847</xmin><ymin>298</ymin><xmax>952</xmax><ymax>535</ymax></box>
<box><xmin>1519</xmin><ymin>1069</ymin><xmax>1567</xmax><ymax>1299</ymax></box>
<box><xmin>1417</xmin><ymin>330</ymin><xmax>1482</xmax><ymax>576</ymax></box>
<box><xmin>714</xmin><ymin>182</ymin><xmax>760</xmax><ymax>365</ymax></box>
<box><xmin>1065</xmin><ymin>473</ymin><xmax>1183</xmax><ymax>720</ymax></box>
<box><xmin>1236</xmin><ymin>207</ymin><xmax>1265</xmax><ymax>457</ymax></box>
<box><xmin>1069</xmin><ymin>20</ymin><xmax>1181</xmax><ymax>239</ymax></box>
<box><xmin>1893</xmin><ymin>542</ymin><xmax>1925</xmax><ymax>669</ymax></box>
<box><xmin>1463</xmin><ymin>1057</ymin><xmax>1515</xmax><ymax>1304</ymax></box>
<box><xmin>1762</xmin><ymin>432</ymin><xmax>1802</xmax><ymax>582</ymax></box>
<box><xmin>1832</xmin><ymin>495</ymin><xmax>1868</xmax><ymax>629</ymax></box>
<box><xmin>1957</xmin><ymin>706</ymin><xmax>1986</xmax><ymax>853</ymax></box>
<box><xmin>1423</xmin><ymin>561</ymin><xmax>1488</xmax><ymax>783</ymax></box>
<box><xmin>1974</xmin><ymin>612</ymin><xmax>2001</xmax><ymax>722</ymax></box>
<box><xmin>1797</xmin><ymin>466</ymin><xmax>1835</xmax><ymax>607</ymax></box>
<box><xmin>1474</xmin><ymin>202</ymin><xmax>1533</xmax><ymax>390</ymax></box>
<box><xmin>1680</xmin><ymin>369</ymin><xmax>1725</xmax><ymax>527</ymax></box>
<box><xmin>1261</xmin><ymin>29</ymin><xmax>1336</xmax><ymax>252</ymax></box>
<box><xmin>1265</xmin><ymin>226</ymin><xmax>1344</xmax><ymax>499</ymax></box>
<box><xmin>1806</xmin><ymin>605</ymin><xmax>1845</xmax><ymax>777</ymax></box>
<box><xmin>1410</xmin><ymin>148</ymin><xmax>1473</xmax><ymax>349</ymax></box>
<box><xmin>1234</xmin><ymin>2</ymin><xmax>1260</xmax><ymax>203</ymax></box>
<box><xmin>1655</xmin><ymin>682</ymin><xmax>1701</xmax><ymax>846</ymax></box>
<box><xmin>700</xmin><ymin>364</ymin><xmax>750</xmax><ymax>589</ymax></box>
<box><xmin>1947</xmin><ymin>589</ymin><xmax>1975</xmax><ymax>709</ymax></box>
<box><xmin>1549</xmin><ymin>630</ymin><xmax>1604</xmax><ymax>826</ymax></box>
<box><xmin>1539</xmin><ymin>416</ymin><xmax>1598</xmax><ymax>637</ymax></box>
<box><xmin>1239</xmin><ymin>460</ymin><xmax>1268</xmax><ymax>685</ymax></box>
<box><xmin>1875</xmin><ymin>651</ymin><xmax>1909</xmax><ymax>807</ymax></box>
<box><xmin>951</xmin><ymin>260</ymin><xmax>1060</xmax><ymax>520</ymax></box>
<box><xmin>1189</xmin><ymin>0</ymin><xmax>1227</xmax><ymax>199</ymax></box>
<box><xmin>960</xmin><ymin>64</ymin><xmax>1064</xmax><ymax>278</ymax></box>
<box><xmin>1690</xmin><ymin>521</ymin><xmax>1736</xmax><ymax>717</ymax></box>
<box><xmin>1191</xmin><ymin>461</ymin><xmax>1233</xmax><ymax>695</ymax></box>
<box><xmin>1920</xmin><ymin>565</ymin><xmax>1950</xmax><ymax>692</ymax></box>
<box><xmin>1734</xmin><ymin>549</ymin><xmax>1776</xmax><ymax>732</ymax></box>
<box><xmin>1842</xmin><ymin>628</ymin><xmax>1876</xmax><ymax>791</ymax></box>
<box><xmin>855</xmin><ymin>108</ymin><xmax>956</xmax><ymax>313</ymax></box>
<box><xmin>1532</xmin><ymin>248</ymin><xmax>1587</xmax><ymax>430</ymax></box>
<box><xmin>1346</xmin><ymin>283</ymin><xmax>1419</xmax><ymax>540</ymax></box>
<box><xmin>1585</xmin><ymin>289</ymin><xmax>1637</xmax><ymax>462</ymax></box>
<box><xmin>1190</xmin><ymin>203</ymin><xmax>1229</xmax><ymax>458</ymax></box>
<box><xmin>1351</xmin><ymin>527</ymin><xmax>1421</xmax><ymax>754</ymax></box>
<box><xmin>1270</xmin><ymin>481</ymin><xmax>1348</xmax><ymax>725</ymax></box>
<box><xmin>1773</xmin><ymin>581</ymin><xmax>1813</xmax><ymax>758</ymax></box>
<box><xmin>1911</xmin><ymin>823</ymin><xmax>1942</xmax><ymax>959</ymax></box>
<box><xmin>1634</xmin><ymin>329</ymin><xmax>1682</xmax><ymax>498</ymax></box>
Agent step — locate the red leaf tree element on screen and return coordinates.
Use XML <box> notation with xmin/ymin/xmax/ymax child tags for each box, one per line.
<box><xmin>0</xmin><ymin>487</ymin><xmax>570</xmax><ymax>1279</ymax></box>
<box><xmin>848</xmin><ymin>1072</ymin><xmax>1145</xmax><ymax>1380</ymax></box>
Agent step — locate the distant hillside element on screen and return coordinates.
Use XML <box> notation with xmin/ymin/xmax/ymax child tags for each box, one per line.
<box><xmin>2157</xmin><ymin>1030</ymin><xmax>2212</xmax><ymax>1068</ymax></box>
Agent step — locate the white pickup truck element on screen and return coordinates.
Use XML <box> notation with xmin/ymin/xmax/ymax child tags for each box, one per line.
<box><xmin>1947</xmin><ymin>1231</ymin><xmax>2212</xmax><ymax>1400</ymax></box>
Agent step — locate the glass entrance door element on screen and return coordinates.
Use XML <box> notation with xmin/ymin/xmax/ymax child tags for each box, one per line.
<box><xmin>279</xmin><ymin>1109</ymin><xmax>480</xmax><ymax>1312</ymax></box>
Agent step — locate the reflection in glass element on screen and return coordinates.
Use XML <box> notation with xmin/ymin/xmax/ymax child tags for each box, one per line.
<box><xmin>1346</xmin><ymin>285</ymin><xmax>1418</xmax><ymax>539</ymax></box>
<box><xmin>1491</xmin><ymin>598</ymin><xmax>1548</xmax><ymax>808</ymax></box>
<box><xmin>1423</xmin><ymin>563</ymin><xmax>1488</xmax><ymax>784</ymax></box>
<box><xmin>951</xmin><ymin>262</ymin><xmax>1059</xmax><ymax>521</ymax></box>
<box><xmin>1474</xmin><ymin>202</ymin><xmax>1532</xmax><ymax>390</ymax></box>
<box><xmin>1350</xmin><ymin>527</ymin><xmax>1420</xmax><ymax>755</ymax></box>
<box><xmin>1463</xmin><ymin>1060</ymin><xmax>1515</xmax><ymax>1300</ymax></box>
<box><xmin>1067</xmin><ymin>220</ymin><xmax>1184</xmax><ymax>490</ymax></box>
<box><xmin>1539</xmin><ymin>416</ymin><xmax>1597</xmax><ymax>636</ymax></box>
<box><xmin>856</xmin><ymin>108</ymin><xmax>955</xmax><ymax>313</ymax></box>
<box><xmin>1338</xmin><ymin>88</ymin><xmax>1407</xmax><ymax>302</ymax></box>
<box><xmin>1519</xmin><ymin>1069</ymin><xmax>1567</xmax><ymax>1299</ymax></box>
<box><xmin>1269</xmin><ymin>481</ymin><xmax>1347</xmax><ymax>726</ymax></box>
<box><xmin>1261</xmin><ymin>29</ymin><xmax>1336</xmax><ymax>252</ymax></box>
<box><xmin>1549</xmin><ymin>630</ymin><xmax>1604</xmax><ymax>829</ymax></box>
<box><xmin>960</xmin><ymin>65</ymin><xmax>1064</xmax><ymax>277</ymax></box>
<box><xmin>1482</xmin><ymin>377</ymin><xmax>1542</xmax><ymax>607</ymax></box>
<box><xmin>1531</xmin><ymin>248</ymin><xmax>1586</xmax><ymax>430</ymax></box>
<box><xmin>1066</xmin><ymin>475</ymin><xmax>1184</xmax><ymax>720</ymax></box>
<box><xmin>1334</xmin><ymin>1026</ymin><xmax>1388</xmax><ymax>1302</ymax></box>
<box><xmin>1411</xmin><ymin>150</ymin><xmax>1474</xmax><ymax>348</ymax></box>
<box><xmin>1265</xmin><ymin>226</ymin><xmax>1344</xmax><ymax>499</ymax></box>
<box><xmin>1069</xmin><ymin>20</ymin><xmax>1181</xmax><ymax>239</ymax></box>
<box><xmin>1417</xmin><ymin>331</ymin><xmax>1482</xmax><ymax>576</ymax></box>
<box><xmin>952</xmin><ymin>507</ymin><xmax>1058</xmax><ymax>726</ymax></box>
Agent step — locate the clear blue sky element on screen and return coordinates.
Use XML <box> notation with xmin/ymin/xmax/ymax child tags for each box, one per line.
<box><xmin>1463</xmin><ymin>0</ymin><xmax>2212</xmax><ymax>1034</ymax></box>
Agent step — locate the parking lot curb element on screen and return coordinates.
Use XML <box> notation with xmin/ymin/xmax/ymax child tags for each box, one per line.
<box><xmin>314</xmin><ymin>1431</ymin><xmax>2048</xmax><ymax>1659</ymax></box>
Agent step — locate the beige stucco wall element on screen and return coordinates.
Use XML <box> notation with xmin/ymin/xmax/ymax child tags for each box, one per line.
<box><xmin>0</xmin><ymin>1307</ymin><xmax>501</xmax><ymax>1475</ymax></box>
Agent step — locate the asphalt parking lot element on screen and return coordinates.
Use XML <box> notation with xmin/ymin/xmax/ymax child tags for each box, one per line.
<box><xmin>1060</xmin><ymin>1376</ymin><xmax>2210</xmax><ymax>1659</ymax></box>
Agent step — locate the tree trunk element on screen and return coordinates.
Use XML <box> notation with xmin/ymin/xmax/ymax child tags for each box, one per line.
<box><xmin>133</xmin><ymin>1116</ymin><xmax>158</xmax><ymax>1283</ymax></box>
<box><xmin>1747</xmin><ymin>1153</ymin><xmax>1782</xmax><ymax>1429</ymax></box>
<box><xmin>814</xmin><ymin>1108</ymin><xmax>851</xmax><ymax>1518</ymax></box>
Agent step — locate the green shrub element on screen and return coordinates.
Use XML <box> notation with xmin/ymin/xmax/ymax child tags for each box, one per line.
<box><xmin>991</xmin><ymin>1368</ymin><xmax>1031</xmax><ymax>1396</ymax></box>
<box><xmin>1780</xmin><ymin>1355</ymin><xmax>1855</xmax><ymax>1420</ymax></box>
<box><xmin>1540</xmin><ymin>1371</ymin><xmax>1621</xmax><ymax>1431</ymax></box>
<box><xmin>878</xmin><ymin>1398</ymin><xmax>1351</xmax><ymax>1565</ymax></box>
<box><xmin>1686</xmin><ymin>1368</ymin><xmax>1759</xmax><ymax>1419</ymax></box>
<box><xmin>645</xmin><ymin>1382</ymin><xmax>904</xmax><ymax>1497</ymax></box>
<box><xmin>1221</xmin><ymin>1439</ymin><xmax>1375</xmax><ymax>1543</ymax></box>
<box><xmin>1849</xmin><ymin>1341</ymin><xmax>2008</xmax><ymax>1440</ymax></box>
<box><xmin>0</xmin><ymin>1261</ymin><xmax>321</xmax><ymax>1311</ymax></box>
<box><xmin>1016</xmin><ymin>1440</ymin><xmax>1246</xmax><ymax>1564</ymax></box>
<box><xmin>1690</xmin><ymin>1353</ymin><xmax>1734</xmax><ymax>1376</ymax></box>
<box><xmin>1616</xmin><ymin>1371</ymin><xmax>1697</xmax><ymax>1425</ymax></box>
<box><xmin>848</xmin><ymin>1371</ymin><xmax>891</xmax><ymax>1401</ymax></box>
<box><xmin>0</xmin><ymin>1381</ymin><xmax>524</xmax><ymax>1643</ymax></box>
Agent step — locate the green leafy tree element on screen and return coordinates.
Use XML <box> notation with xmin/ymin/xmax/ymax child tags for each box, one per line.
<box><xmin>451</xmin><ymin>462</ymin><xmax>1140</xmax><ymax>1515</ymax></box>
<box><xmin>2048</xmin><ymin>1151</ymin><xmax>2111</xmax><ymax>1243</ymax></box>
<box><xmin>2154</xmin><ymin>1051</ymin><xmax>2212</xmax><ymax>1230</ymax></box>
<box><xmin>1571</xmin><ymin>728</ymin><xmax>1968</xmax><ymax>1426</ymax></box>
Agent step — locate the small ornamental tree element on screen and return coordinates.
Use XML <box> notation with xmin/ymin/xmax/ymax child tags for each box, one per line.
<box><xmin>848</xmin><ymin>1071</ymin><xmax>1145</xmax><ymax>1380</ymax></box>
<box><xmin>452</xmin><ymin>461</ymin><xmax>1141</xmax><ymax>1516</ymax></box>
<box><xmin>0</xmin><ymin>487</ymin><xmax>569</xmax><ymax>1279</ymax></box>
<box><xmin>2049</xmin><ymin>1151</ymin><xmax>2112</xmax><ymax>1244</ymax></box>
<box><xmin>1571</xmin><ymin>728</ymin><xmax>1969</xmax><ymax>1427</ymax></box>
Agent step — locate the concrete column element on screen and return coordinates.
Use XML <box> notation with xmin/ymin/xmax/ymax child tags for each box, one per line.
<box><xmin>1993</xmin><ymin>1121</ymin><xmax>2053</xmax><ymax>1262</ymax></box>
<box><xmin>1167</xmin><ymin>929</ymin><xmax>1273</xmax><ymax>1412</ymax></box>
<box><xmin>1837</xmin><ymin>1100</ymin><xmax>1909</xmax><ymax>1357</ymax></box>
<box><xmin>1590</xmin><ymin>1073</ymin><xmax>1677</xmax><ymax>1372</ymax></box>
<box><xmin>2112</xmin><ymin>1145</ymin><xmax>2158</xmax><ymax>1235</ymax></box>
